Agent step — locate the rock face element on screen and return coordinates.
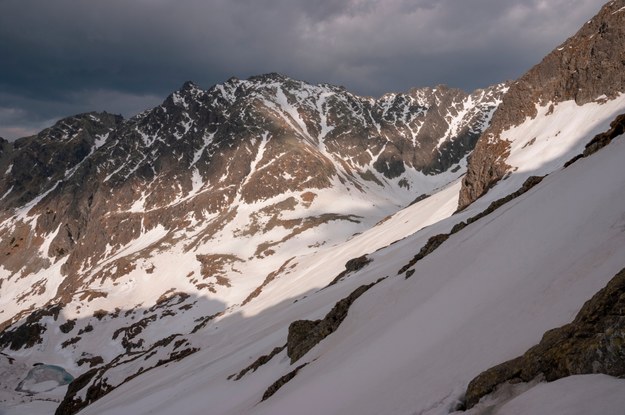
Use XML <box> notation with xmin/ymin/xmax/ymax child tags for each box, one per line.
<box><xmin>582</xmin><ymin>113</ymin><xmax>625</xmax><ymax>157</ymax></box>
<box><xmin>0</xmin><ymin>304</ymin><xmax>62</xmax><ymax>348</ymax></box>
<box><xmin>287</xmin><ymin>280</ymin><xmax>380</xmax><ymax>363</ymax></box>
<box><xmin>464</xmin><ymin>266</ymin><xmax>625</xmax><ymax>409</ymax></box>
<box><xmin>55</xmin><ymin>334</ymin><xmax>198</xmax><ymax>415</ymax></box>
<box><xmin>261</xmin><ymin>363</ymin><xmax>308</xmax><ymax>402</ymax></box>
<box><xmin>458</xmin><ymin>0</ymin><xmax>625</xmax><ymax>210</ymax></box>
<box><xmin>0</xmin><ymin>113</ymin><xmax>123</xmax><ymax>210</ymax></box>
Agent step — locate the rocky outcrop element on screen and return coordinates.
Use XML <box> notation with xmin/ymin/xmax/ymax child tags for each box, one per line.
<box><xmin>230</xmin><ymin>344</ymin><xmax>287</xmax><ymax>381</ymax></box>
<box><xmin>0</xmin><ymin>304</ymin><xmax>63</xmax><ymax>349</ymax></box>
<box><xmin>564</xmin><ymin>112</ymin><xmax>625</xmax><ymax>167</ymax></box>
<box><xmin>582</xmin><ymin>112</ymin><xmax>625</xmax><ymax>157</ymax></box>
<box><xmin>242</xmin><ymin>258</ymin><xmax>297</xmax><ymax>306</ymax></box>
<box><xmin>261</xmin><ymin>362</ymin><xmax>308</xmax><ymax>402</ymax></box>
<box><xmin>457</xmin><ymin>137</ymin><xmax>511</xmax><ymax>211</ymax></box>
<box><xmin>463</xmin><ymin>266</ymin><xmax>625</xmax><ymax>409</ymax></box>
<box><xmin>56</xmin><ymin>334</ymin><xmax>197</xmax><ymax>415</ymax></box>
<box><xmin>325</xmin><ymin>255</ymin><xmax>372</xmax><ymax>287</ymax></box>
<box><xmin>287</xmin><ymin>278</ymin><xmax>383</xmax><ymax>363</ymax></box>
<box><xmin>0</xmin><ymin>112</ymin><xmax>122</xmax><ymax>210</ymax></box>
<box><xmin>459</xmin><ymin>0</ymin><xmax>625</xmax><ymax>210</ymax></box>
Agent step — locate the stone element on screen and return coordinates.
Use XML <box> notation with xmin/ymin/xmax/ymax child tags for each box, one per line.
<box><xmin>287</xmin><ymin>281</ymin><xmax>380</xmax><ymax>363</ymax></box>
<box><xmin>464</xmin><ymin>267</ymin><xmax>625</xmax><ymax>409</ymax></box>
<box><xmin>459</xmin><ymin>0</ymin><xmax>625</xmax><ymax>210</ymax></box>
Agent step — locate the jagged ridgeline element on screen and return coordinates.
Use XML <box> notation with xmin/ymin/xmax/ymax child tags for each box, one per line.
<box><xmin>0</xmin><ymin>74</ymin><xmax>506</xmax><ymax>317</ymax></box>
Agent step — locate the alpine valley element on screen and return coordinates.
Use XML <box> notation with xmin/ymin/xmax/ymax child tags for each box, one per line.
<box><xmin>2</xmin><ymin>1</ymin><xmax>625</xmax><ymax>414</ymax></box>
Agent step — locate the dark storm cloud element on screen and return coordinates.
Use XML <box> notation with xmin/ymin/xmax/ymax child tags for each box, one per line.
<box><xmin>0</xmin><ymin>0</ymin><xmax>606</xmax><ymax>140</ymax></box>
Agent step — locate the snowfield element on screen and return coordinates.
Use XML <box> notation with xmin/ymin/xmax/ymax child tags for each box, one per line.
<box><xmin>71</xmin><ymin>112</ymin><xmax>625</xmax><ymax>414</ymax></box>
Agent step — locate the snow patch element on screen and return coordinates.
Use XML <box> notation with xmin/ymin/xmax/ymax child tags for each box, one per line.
<box><xmin>191</xmin><ymin>132</ymin><xmax>215</xmax><ymax>167</ymax></box>
<box><xmin>0</xmin><ymin>185</ymin><xmax>13</xmax><ymax>201</ymax></box>
<box><xmin>129</xmin><ymin>192</ymin><xmax>148</xmax><ymax>213</ymax></box>
<box><xmin>504</xmin><ymin>94</ymin><xmax>625</xmax><ymax>175</ymax></box>
<box><xmin>462</xmin><ymin>375</ymin><xmax>625</xmax><ymax>415</ymax></box>
<box><xmin>95</xmin><ymin>132</ymin><xmax>110</xmax><ymax>149</ymax></box>
<box><xmin>612</xmin><ymin>5</ymin><xmax>625</xmax><ymax>14</ymax></box>
<box><xmin>38</xmin><ymin>223</ymin><xmax>62</xmax><ymax>258</ymax></box>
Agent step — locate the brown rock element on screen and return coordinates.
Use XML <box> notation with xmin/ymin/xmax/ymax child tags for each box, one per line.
<box><xmin>459</xmin><ymin>0</ymin><xmax>625</xmax><ymax>210</ymax></box>
<box><xmin>287</xmin><ymin>279</ymin><xmax>382</xmax><ymax>363</ymax></box>
<box><xmin>464</xmin><ymin>267</ymin><xmax>625</xmax><ymax>409</ymax></box>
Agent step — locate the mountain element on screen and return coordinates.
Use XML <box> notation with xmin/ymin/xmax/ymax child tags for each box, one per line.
<box><xmin>0</xmin><ymin>74</ymin><xmax>506</xmax><ymax>413</ymax></box>
<box><xmin>0</xmin><ymin>76</ymin><xmax>505</xmax><ymax>316</ymax></box>
<box><xmin>458</xmin><ymin>0</ymin><xmax>625</xmax><ymax>210</ymax></box>
<box><xmin>3</xmin><ymin>1</ymin><xmax>625</xmax><ymax>414</ymax></box>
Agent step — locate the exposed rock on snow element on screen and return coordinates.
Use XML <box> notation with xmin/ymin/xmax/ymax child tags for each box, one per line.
<box><xmin>261</xmin><ymin>362</ymin><xmax>308</xmax><ymax>402</ymax></box>
<box><xmin>459</xmin><ymin>375</ymin><xmax>625</xmax><ymax>415</ymax></box>
<box><xmin>464</xmin><ymin>266</ymin><xmax>625</xmax><ymax>409</ymax></box>
<box><xmin>398</xmin><ymin>175</ymin><xmax>545</xmax><ymax>277</ymax></box>
<box><xmin>581</xmin><ymin>112</ymin><xmax>625</xmax><ymax>158</ymax></box>
<box><xmin>0</xmin><ymin>304</ymin><xmax>62</xmax><ymax>350</ymax></box>
<box><xmin>325</xmin><ymin>254</ymin><xmax>372</xmax><ymax>287</ymax></box>
<box><xmin>55</xmin><ymin>333</ymin><xmax>198</xmax><ymax>415</ymax></box>
<box><xmin>287</xmin><ymin>278</ymin><xmax>383</xmax><ymax>364</ymax></box>
<box><xmin>230</xmin><ymin>345</ymin><xmax>287</xmax><ymax>381</ymax></box>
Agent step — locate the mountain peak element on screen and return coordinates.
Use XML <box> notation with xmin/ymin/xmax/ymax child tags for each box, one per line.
<box><xmin>3</xmin><ymin>4</ymin><xmax>625</xmax><ymax>415</ymax></box>
<box><xmin>163</xmin><ymin>81</ymin><xmax>206</xmax><ymax>111</ymax></box>
<box><xmin>247</xmin><ymin>72</ymin><xmax>290</xmax><ymax>83</ymax></box>
<box><xmin>180</xmin><ymin>80</ymin><xmax>201</xmax><ymax>91</ymax></box>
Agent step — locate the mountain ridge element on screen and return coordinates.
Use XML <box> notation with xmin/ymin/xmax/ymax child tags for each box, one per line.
<box><xmin>3</xmin><ymin>2</ymin><xmax>625</xmax><ymax>413</ymax></box>
<box><xmin>459</xmin><ymin>0</ymin><xmax>625</xmax><ymax>209</ymax></box>
<box><xmin>0</xmin><ymin>74</ymin><xmax>505</xmax><ymax>354</ymax></box>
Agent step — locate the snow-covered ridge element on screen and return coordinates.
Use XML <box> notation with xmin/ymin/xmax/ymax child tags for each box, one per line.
<box><xmin>475</xmin><ymin>93</ymin><xmax>625</xmax><ymax>206</ymax></box>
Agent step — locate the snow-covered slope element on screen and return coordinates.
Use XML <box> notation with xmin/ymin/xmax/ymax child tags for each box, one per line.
<box><xmin>464</xmin><ymin>375</ymin><xmax>625</xmax><ymax>415</ymax></box>
<box><xmin>0</xmin><ymin>74</ymin><xmax>505</xmax><ymax>323</ymax></box>
<box><xmin>2</xmin><ymin>2</ymin><xmax>625</xmax><ymax>414</ymax></box>
<box><xmin>74</xmin><ymin>100</ymin><xmax>625</xmax><ymax>415</ymax></box>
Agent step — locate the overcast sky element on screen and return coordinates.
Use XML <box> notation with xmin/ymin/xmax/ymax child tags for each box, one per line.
<box><xmin>0</xmin><ymin>0</ymin><xmax>607</xmax><ymax>140</ymax></box>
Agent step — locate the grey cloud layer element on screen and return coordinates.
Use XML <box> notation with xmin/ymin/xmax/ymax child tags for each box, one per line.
<box><xmin>0</xmin><ymin>0</ymin><xmax>605</xmax><ymax>140</ymax></box>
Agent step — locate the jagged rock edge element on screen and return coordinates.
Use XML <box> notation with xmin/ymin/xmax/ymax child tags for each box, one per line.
<box><xmin>461</xmin><ymin>266</ymin><xmax>625</xmax><ymax>410</ymax></box>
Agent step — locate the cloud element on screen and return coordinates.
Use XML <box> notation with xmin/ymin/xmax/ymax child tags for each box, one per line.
<box><xmin>0</xmin><ymin>90</ymin><xmax>162</xmax><ymax>141</ymax></box>
<box><xmin>0</xmin><ymin>0</ymin><xmax>606</xmax><ymax>140</ymax></box>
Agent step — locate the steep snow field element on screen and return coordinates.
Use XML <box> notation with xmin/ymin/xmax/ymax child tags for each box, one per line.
<box><xmin>474</xmin><ymin>94</ymin><xmax>625</xmax><ymax>207</ymax></box>
<box><xmin>0</xmin><ymin>176</ymin><xmax>465</xmax><ymax>415</ymax></box>
<box><xmin>462</xmin><ymin>375</ymin><xmax>625</xmax><ymax>415</ymax></box>
<box><xmin>0</xmin><ymin>76</ymin><xmax>503</xmax><ymax>412</ymax></box>
<box><xmin>74</xmin><ymin>107</ymin><xmax>625</xmax><ymax>414</ymax></box>
<box><xmin>3</xmin><ymin>89</ymin><xmax>625</xmax><ymax>414</ymax></box>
